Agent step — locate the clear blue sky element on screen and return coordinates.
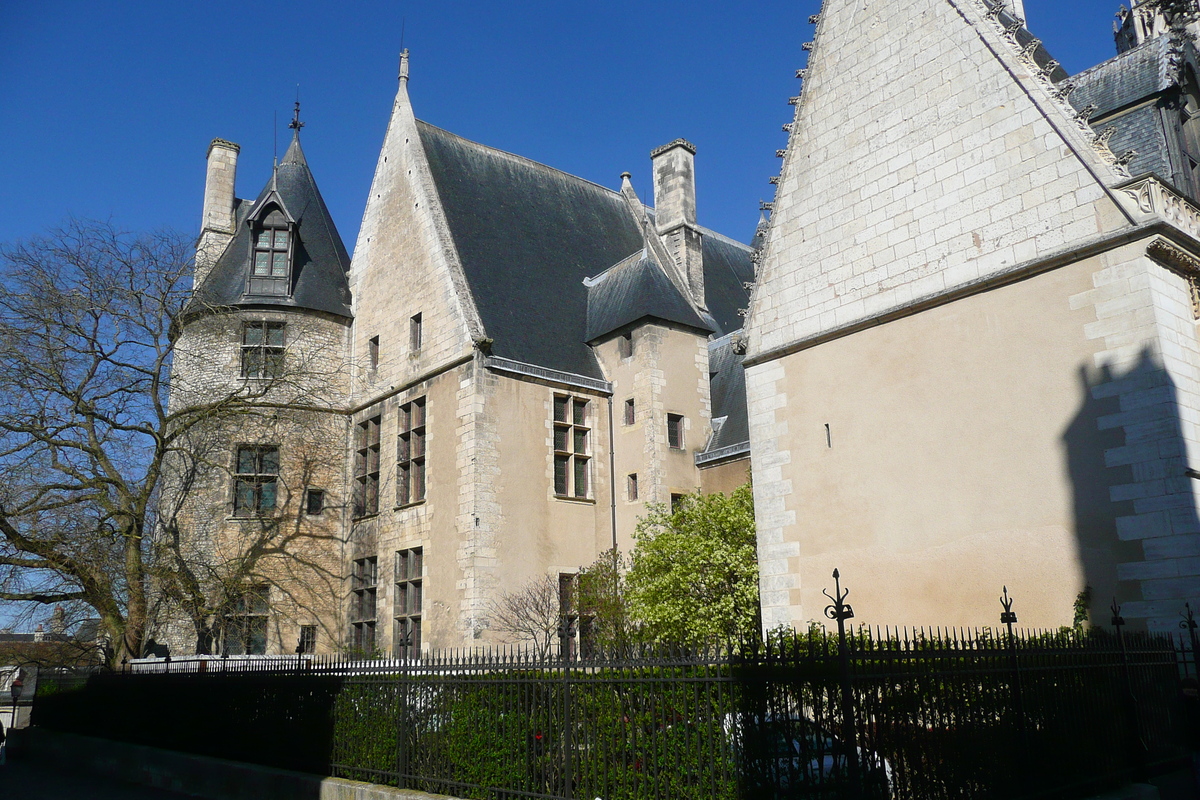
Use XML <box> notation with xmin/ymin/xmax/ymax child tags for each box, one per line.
<box><xmin>1</xmin><ymin>0</ymin><xmax>1122</xmax><ymax>254</ymax></box>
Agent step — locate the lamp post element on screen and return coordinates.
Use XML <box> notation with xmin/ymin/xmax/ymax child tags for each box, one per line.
<box><xmin>9</xmin><ymin>676</ymin><xmax>23</xmax><ymax>730</ymax></box>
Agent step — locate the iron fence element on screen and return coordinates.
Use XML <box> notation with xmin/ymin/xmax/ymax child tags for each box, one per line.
<box><xmin>30</xmin><ymin>591</ymin><xmax>1200</xmax><ymax>799</ymax></box>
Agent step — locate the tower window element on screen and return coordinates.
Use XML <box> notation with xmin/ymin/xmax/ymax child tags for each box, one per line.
<box><xmin>354</xmin><ymin>416</ymin><xmax>381</xmax><ymax>517</ymax></box>
<box><xmin>627</xmin><ymin>473</ymin><xmax>639</xmax><ymax>501</ymax></box>
<box><xmin>667</xmin><ymin>414</ymin><xmax>685</xmax><ymax>450</ymax></box>
<box><xmin>398</xmin><ymin>397</ymin><xmax>427</xmax><ymax>506</ymax></box>
<box><xmin>249</xmin><ymin>211</ymin><xmax>291</xmax><ymax>296</ymax></box>
<box><xmin>410</xmin><ymin>313</ymin><xmax>423</xmax><ymax>352</ymax></box>
<box><xmin>233</xmin><ymin>445</ymin><xmax>279</xmax><ymax>517</ymax></box>
<box><xmin>624</xmin><ymin>398</ymin><xmax>635</xmax><ymax>426</ymax></box>
<box><xmin>618</xmin><ymin>331</ymin><xmax>633</xmax><ymax>359</ymax></box>
<box><xmin>224</xmin><ymin>585</ymin><xmax>269</xmax><ymax>655</ymax></box>
<box><xmin>553</xmin><ymin>395</ymin><xmax>590</xmax><ymax>499</ymax></box>
<box><xmin>368</xmin><ymin>336</ymin><xmax>379</xmax><ymax>371</ymax></box>
<box><xmin>241</xmin><ymin>321</ymin><xmax>285</xmax><ymax>379</ymax></box>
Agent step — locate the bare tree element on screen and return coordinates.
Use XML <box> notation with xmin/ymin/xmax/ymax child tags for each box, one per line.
<box><xmin>0</xmin><ymin>220</ymin><xmax>344</xmax><ymax>665</ymax></box>
<box><xmin>488</xmin><ymin>576</ymin><xmax>564</xmax><ymax>658</ymax></box>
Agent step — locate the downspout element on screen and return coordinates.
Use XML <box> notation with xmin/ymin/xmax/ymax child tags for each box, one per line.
<box><xmin>608</xmin><ymin>397</ymin><xmax>618</xmax><ymax>551</ymax></box>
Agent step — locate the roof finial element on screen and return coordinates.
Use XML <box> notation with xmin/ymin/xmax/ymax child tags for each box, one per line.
<box><xmin>289</xmin><ymin>96</ymin><xmax>304</xmax><ymax>134</ymax></box>
<box><xmin>399</xmin><ymin>48</ymin><xmax>410</xmax><ymax>84</ymax></box>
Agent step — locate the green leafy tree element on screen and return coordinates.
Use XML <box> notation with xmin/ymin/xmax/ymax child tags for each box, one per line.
<box><xmin>626</xmin><ymin>483</ymin><xmax>760</xmax><ymax>645</ymax></box>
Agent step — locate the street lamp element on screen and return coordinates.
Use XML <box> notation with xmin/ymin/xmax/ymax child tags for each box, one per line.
<box><xmin>9</xmin><ymin>676</ymin><xmax>23</xmax><ymax>730</ymax></box>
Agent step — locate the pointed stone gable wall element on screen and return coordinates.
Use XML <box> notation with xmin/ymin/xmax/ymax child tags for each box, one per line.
<box><xmin>748</xmin><ymin>0</ymin><xmax>1131</xmax><ymax>357</ymax></box>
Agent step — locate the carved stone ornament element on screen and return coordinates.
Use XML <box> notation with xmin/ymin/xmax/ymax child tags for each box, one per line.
<box><xmin>808</xmin><ymin>13</ymin><xmax>821</xmax><ymax>23</ymax></box>
<box><xmin>1146</xmin><ymin>239</ymin><xmax>1200</xmax><ymax>318</ymax></box>
<box><xmin>1120</xmin><ymin>177</ymin><xmax>1200</xmax><ymax>239</ymax></box>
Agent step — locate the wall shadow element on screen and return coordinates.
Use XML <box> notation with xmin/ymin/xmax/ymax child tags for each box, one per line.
<box><xmin>1064</xmin><ymin>348</ymin><xmax>1200</xmax><ymax>630</ymax></box>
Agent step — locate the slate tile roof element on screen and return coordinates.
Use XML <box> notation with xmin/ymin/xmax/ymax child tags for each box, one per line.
<box><xmin>191</xmin><ymin>133</ymin><xmax>352</xmax><ymax>318</ymax></box>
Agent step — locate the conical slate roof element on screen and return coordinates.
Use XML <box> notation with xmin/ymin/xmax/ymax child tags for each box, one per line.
<box><xmin>191</xmin><ymin>132</ymin><xmax>352</xmax><ymax>318</ymax></box>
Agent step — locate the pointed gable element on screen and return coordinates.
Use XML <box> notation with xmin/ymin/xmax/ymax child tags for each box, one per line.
<box><xmin>748</xmin><ymin>0</ymin><xmax>1133</xmax><ymax>357</ymax></box>
<box><xmin>192</xmin><ymin>133</ymin><xmax>352</xmax><ymax>318</ymax></box>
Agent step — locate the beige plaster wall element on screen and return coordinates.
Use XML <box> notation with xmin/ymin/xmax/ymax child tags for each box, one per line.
<box><xmin>749</xmin><ymin>245</ymin><xmax>1197</xmax><ymax>632</ymax></box>
<box><xmin>699</xmin><ymin>459</ymin><xmax>752</xmax><ymax>496</ymax></box>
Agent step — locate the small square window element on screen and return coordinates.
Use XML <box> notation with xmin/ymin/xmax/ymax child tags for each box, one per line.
<box><xmin>667</xmin><ymin>414</ymin><xmax>685</xmax><ymax>450</ymax></box>
<box><xmin>305</xmin><ymin>489</ymin><xmax>325</xmax><ymax>515</ymax></box>
<box><xmin>624</xmin><ymin>398</ymin><xmax>635</xmax><ymax>426</ymax></box>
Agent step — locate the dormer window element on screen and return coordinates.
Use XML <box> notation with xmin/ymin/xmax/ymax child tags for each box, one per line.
<box><xmin>249</xmin><ymin>208</ymin><xmax>291</xmax><ymax>296</ymax></box>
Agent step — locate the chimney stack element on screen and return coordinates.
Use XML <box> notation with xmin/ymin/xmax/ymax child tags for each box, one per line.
<box><xmin>651</xmin><ymin>139</ymin><xmax>705</xmax><ymax>309</ymax></box>
<box><xmin>197</xmin><ymin>138</ymin><xmax>241</xmax><ymax>287</ymax></box>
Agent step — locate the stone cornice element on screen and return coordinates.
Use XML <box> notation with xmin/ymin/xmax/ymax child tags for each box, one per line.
<box><xmin>1116</xmin><ymin>175</ymin><xmax>1200</xmax><ymax>240</ymax></box>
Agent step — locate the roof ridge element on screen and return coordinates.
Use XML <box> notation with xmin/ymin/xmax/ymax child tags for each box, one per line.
<box><xmin>415</xmin><ymin>119</ymin><xmax>628</xmax><ymax>202</ymax></box>
<box><xmin>1070</xmin><ymin>32</ymin><xmax>1168</xmax><ymax>81</ymax></box>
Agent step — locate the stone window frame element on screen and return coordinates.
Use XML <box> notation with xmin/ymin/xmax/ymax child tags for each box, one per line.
<box><xmin>617</xmin><ymin>330</ymin><xmax>633</xmax><ymax>360</ymax></box>
<box><xmin>397</xmin><ymin>397</ymin><xmax>427</xmax><ymax>507</ymax></box>
<box><xmin>350</xmin><ymin>556</ymin><xmax>378</xmax><ymax>654</ymax></box>
<box><xmin>410</xmin><ymin>313</ymin><xmax>423</xmax><ymax>353</ymax></box>
<box><xmin>354</xmin><ymin>415</ymin><xmax>382</xmax><ymax>518</ymax></box>
<box><xmin>623</xmin><ymin>398</ymin><xmax>635</xmax><ymax>426</ymax></box>
<box><xmin>667</xmin><ymin>413</ymin><xmax>685</xmax><ymax>450</ymax></box>
<box><xmin>232</xmin><ymin>445</ymin><xmax>280</xmax><ymax>518</ymax></box>
<box><xmin>627</xmin><ymin>472</ymin><xmax>639</xmax><ymax>501</ymax></box>
<box><xmin>297</xmin><ymin>625</ymin><xmax>317</xmax><ymax>655</ymax></box>
<box><xmin>223</xmin><ymin>585</ymin><xmax>269</xmax><ymax>655</ymax></box>
<box><xmin>394</xmin><ymin>547</ymin><xmax>423</xmax><ymax>659</ymax></box>
<box><xmin>240</xmin><ymin>321</ymin><xmax>285</xmax><ymax>380</ymax></box>
<box><xmin>304</xmin><ymin>488</ymin><xmax>325</xmax><ymax>515</ymax></box>
<box><xmin>553</xmin><ymin>394</ymin><xmax>591</xmax><ymax>499</ymax></box>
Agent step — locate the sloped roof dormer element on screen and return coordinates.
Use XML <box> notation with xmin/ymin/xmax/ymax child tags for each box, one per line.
<box><xmin>190</xmin><ymin>130</ymin><xmax>352</xmax><ymax>319</ymax></box>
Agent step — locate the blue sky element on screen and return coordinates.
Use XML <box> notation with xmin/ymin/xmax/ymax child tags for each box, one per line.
<box><xmin>1</xmin><ymin>0</ymin><xmax>1122</xmax><ymax>254</ymax></box>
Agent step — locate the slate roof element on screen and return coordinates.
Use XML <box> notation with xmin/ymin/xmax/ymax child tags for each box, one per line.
<box><xmin>416</xmin><ymin>121</ymin><xmax>754</xmax><ymax>380</ymax></box>
<box><xmin>191</xmin><ymin>133</ymin><xmax>352</xmax><ymax>318</ymax></box>
<box><xmin>700</xmin><ymin>333</ymin><xmax>749</xmax><ymax>459</ymax></box>
<box><xmin>585</xmin><ymin>252</ymin><xmax>712</xmax><ymax>343</ymax></box>
<box><xmin>1069</xmin><ymin>35</ymin><xmax>1178</xmax><ymax>118</ymax></box>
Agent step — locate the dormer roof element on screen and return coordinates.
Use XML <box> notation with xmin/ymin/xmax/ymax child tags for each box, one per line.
<box><xmin>190</xmin><ymin>132</ymin><xmax>352</xmax><ymax>318</ymax></box>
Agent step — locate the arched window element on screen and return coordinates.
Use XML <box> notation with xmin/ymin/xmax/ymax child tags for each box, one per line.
<box><xmin>249</xmin><ymin>208</ymin><xmax>291</xmax><ymax>296</ymax></box>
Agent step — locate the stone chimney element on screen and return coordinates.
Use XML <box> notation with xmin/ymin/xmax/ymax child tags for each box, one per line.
<box><xmin>651</xmin><ymin>139</ymin><xmax>705</xmax><ymax>309</ymax></box>
<box><xmin>197</xmin><ymin>138</ymin><xmax>241</xmax><ymax>287</ymax></box>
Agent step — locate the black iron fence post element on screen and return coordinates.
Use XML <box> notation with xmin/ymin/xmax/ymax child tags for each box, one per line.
<box><xmin>1180</xmin><ymin>602</ymin><xmax>1199</xmax><ymax>679</ymax></box>
<box><xmin>824</xmin><ymin>568</ymin><xmax>862</xmax><ymax>800</ymax></box>
<box><xmin>396</xmin><ymin>652</ymin><xmax>409</xmax><ymax>790</ymax></box>
<box><xmin>1112</xmin><ymin>599</ymin><xmax>1148</xmax><ymax>782</ymax></box>
<box><xmin>1000</xmin><ymin>587</ymin><xmax>1029</xmax><ymax>791</ymax></box>
<box><xmin>562</xmin><ymin>645</ymin><xmax>574</xmax><ymax>800</ymax></box>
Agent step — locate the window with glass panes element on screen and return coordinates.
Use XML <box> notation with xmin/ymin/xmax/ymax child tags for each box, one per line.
<box><xmin>667</xmin><ymin>413</ymin><xmax>685</xmax><ymax>450</ymax></box>
<box><xmin>394</xmin><ymin>547</ymin><xmax>423</xmax><ymax>658</ymax></box>
<box><xmin>398</xmin><ymin>397</ymin><xmax>426</xmax><ymax>506</ymax></box>
<box><xmin>241</xmin><ymin>321</ymin><xmax>285</xmax><ymax>379</ymax></box>
<box><xmin>298</xmin><ymin>625</ymin><xmax>317</xmax><ymax>655</ymax></box>
<box><xmin>553</xmin><ymin>395</ymin><xmax>590</xmax><ymax>498</ymax></box>
<box><xmin>354</xmin><ymin>416</ymin><xmax>381</xmax><ymax>517</ymax></box>
<box><xmin>350</xmin><ymin>556</ymin><xmax>378</xmax><ymax>653</ymax></box>
<box><xmin>233</xmin><ymin>446</ymin><xmax>279</xmax><ymax>517</ymax></box>
<box><xmin>224</xmin><ymin>585</ymin><xmax>269</xmax><ymax>655</ymax></box>
<box><xmin>250</xmin><ymin>210</ymin><xmax>291</xmax><ymax>296</ymax></box>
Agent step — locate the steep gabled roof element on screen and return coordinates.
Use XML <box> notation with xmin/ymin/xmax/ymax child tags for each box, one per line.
<box><xmin>191</xmin><ymin>133</ymin><xmax>352</xmax><ymax>318</ymax></box>
<box><xmin>698</xmin><ymin>332</ymin><xmax>749</xmax><ymax>463</ymax></box>
<box><xmin>416</xmin><ymin>121</ymin><xmax>754</xmax><ymax>379</ymax></box>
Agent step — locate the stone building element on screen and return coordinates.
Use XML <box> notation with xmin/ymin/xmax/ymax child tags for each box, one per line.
<box><xmin>745</xmin><ymin>0</ymin><xmax>1200</xmax><ymax>632</ymax></box>
<box><xmin>164</xmin><ymin>57</ymin><xmax>753</xmax><ymax>656</ymax></box>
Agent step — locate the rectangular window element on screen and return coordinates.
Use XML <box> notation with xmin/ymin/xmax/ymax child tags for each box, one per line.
<box><xmin>394</xmin><ymin>547</ymin><xmax>423</xmax><ymax>658</ymax></box>
<box><xmin>410</xmin><ymin>313</ymin><xmax>423</xmax><ymax>352</ymax></box>
<box><xmin>627</xmin><ymin>473</ymin><xmax>638</xmax><ymax>501</ymax></box>
<box><xmin>671</xmin><ymin>493</ymin><xmax>685</xmax><ymax>513</ymax></box>
<box><xmin>368</xmin><ymin>336</ymin><xmax>379</xmax><ymax>371</ymax></box>
<box><xmin>351</xmin><ymin>556</ymin><xmax>378</xmax><ymax>654</ymax></box>
<box><xmin>667</xmin><ymin>413</ymin><xmax>685</xmax><ymax>450</ymax></box>
<box><xmin>354</xmin><ymin>416</ymin><xmax>381</xmax><ymax>517</ymax></box>
<box><xmin>233</xmin><ymin>445</ymin><xmax>279</xmax><ymax>517</ymax></box>
<box><xmin>553</xmin><ymin>395</ymin><xmax>590</xmax><ymax>498</ymax></box>
<box><xmin>618</xmin><ymin>331</ymin><xmax>633</xmax><ymax>359</ymax></box>
<box><xmin>298</xmin><ymin>625</ymin><xmax>317</xmax><ymax>655</ymax></box>
<box><xmin>224</xmin><ymin>585</ymin><xmax>269</xmax><ymax>655</ymax></box>
<box><xmin>624</xmin><ymin>398</ymin><xmax>635</xmax><ymax>426</ymax></box>
<box><xmin>241</xmin><ymin>321</ymin><xmax>285</xmax><ymax>379</ymax></box>
<box><xmin>304</xmin><ymin>488</ymin><xmax>325</xmax><ymax>515</ymax></box>
<box><xmin>250</xmin><ymin>226</ymin><xmax>290</xmax><ymax>296</ymax></box>
<box><xmin>398</xmin><ymin>397</ymin><xmax>427</xmax><ymax>506</ymax></box>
